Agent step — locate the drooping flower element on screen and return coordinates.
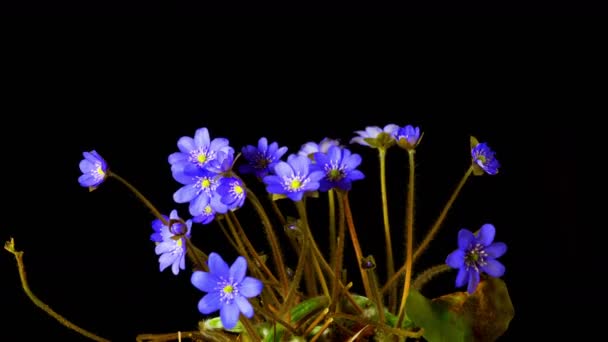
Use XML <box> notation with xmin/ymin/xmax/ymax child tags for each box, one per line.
<box><xmin>168</xmin><ymin>127</ymin><xmax>234</xmax><ymax>178</ymax></box>
<box><xmin>313</xmin><ymin>145</ymin><xmax>365</xmax><ymax>191</ymax></box>
<box><xmin>445</xmin><ymin>223</ymin><xmax>507</xmax><ymax>294</ymax></box>
<box><xmin>394</xmin><ymin>124</ymin><xmax>422</xmax><ymax>151</ymax></box>
<box><xmin>471</xmin><ymin>140</ymin><xmax>500</xmax><ymax>175</ymax></box>
<box><xmin>191</xmin><ymin>252</ymin><xmax>263</xmax><ymax>329</ymax></box>
<box><xmin>216</xmin><ymin>177</ymin><xmax>247</xmax><ymax>211</ymax></box>
<box><xmin>239</xmin><ymin>137</ymin><xmax>288</xmax><ymax>178</ymax></box>
<box><xmin>78</xmin><ymin>150</ymin><xmax>108</xmax><ymax>190</ymax></box>
<box><xmin>350</xmin><ymin>124</ymin><xmax>399</xmax><ymax>149</ymax></box>
<box><xmin>150</xmin><ymin>210</ymin><xmax>192</xmax><ymax>276</ymax></box>
<box><xmin>298</xmin><ymin>137</ymin><xmax>341</xmax><ymax>159</ymax></box>
<box><xmin>263</xmin><ymin>154</ymin><xmax>325</xmax><ymax>201</ymax></box>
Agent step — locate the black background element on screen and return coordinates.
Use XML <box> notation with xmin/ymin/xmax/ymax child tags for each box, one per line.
<box><xmin>1</xmin><ymin>36</ymin><xmax>581</xmax><ymax>342</ymax></box>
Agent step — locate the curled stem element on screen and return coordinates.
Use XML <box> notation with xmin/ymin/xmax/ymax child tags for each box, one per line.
<box><xmin>413</xmin><ymin>166</ymin><xmax>473</xmax><ymax>263</ymax></box>
<box><xmin>4</xmin><ymin>238</ymin><xmax>110</xmax><ymax>342</ymax></box>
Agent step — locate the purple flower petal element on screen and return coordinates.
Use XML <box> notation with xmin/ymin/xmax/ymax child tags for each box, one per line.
<box><xmin>446</xmin><ymin>250</ymin><xmax>465</xmax><ymax>268</ymax></box>
<box><xmin>194</xmin><ymin>128</ymin><xmax>210</xmax><ymax>148</ymax></box>
<box><xmin>207</xmin><ymin>253</ymin><xmax>229</xmax><ymax>278</ymax></box>
<box><xmin>477</xmin><ymin>223</ymin><xmax>496</xmax><ymax>246</ymax></box>
<box><xmin>273</xmin><ymin>162</ymin><xmax>293</xmax><ymax>178</ymax></box>
<box><xmin>177</xmin><ymin>136</ymin><xmax>195</xmax><ymax>153</ymax></box>
<box><xmin>481</xmin><ymin>259</ymin><xmax>505</xmax><ymax>277</ymax></box>
<box><xmin>173</xmin><ymin>184</ymin><xmax>199</xmax><ymax>203</ymax></box>
<box><xmin>198</xmin><ymin>292</ymin><xmax>221</xmax><ymax>314</ymax></box>
<box><xmin>220</xmin><ymin>302</ymin><xmax>240</xmax><ymax>329</ymax></box>
<box><xmin>458</xmin><ymin>229</ymin><xmax>475</xmax><ymax>250</ymax></box>
<box><xmin>235</xmin><ymin>295</ymin><xmax>254</xmax><ymax>318</ymax></box>
<box><xmin>485</xmin><ymin>242</ymin><xmax>507</xmax><ymax>258</ymax></box>
<box><xmin>455</xmin><ymin>267</ymin><xmax>468</xmax><ymax>288</ymax></box>
<box><xmin>229</xmin><ymin>256</ymin><xmax>247</xmax><ymax>283</ymax></box>
<box><xmin>191</xmin><ymin>271</ymin><xmax>219</xmax><ymax>292</ymax></box>
<box><xmin>467</xmin><ymin>270</ymin><xmax>480</xmax><ymax>294</ymax></box>
<box><xmin>239</xmin><ymin>277</ymin><xmax>263</xmax><ymax>298</ymax></box>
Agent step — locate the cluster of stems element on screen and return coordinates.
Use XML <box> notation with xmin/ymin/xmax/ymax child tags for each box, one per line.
<box><xmin>6</xmin><ymin>146</ymin><xmax>476</xmax><ymax>342</ymax></box>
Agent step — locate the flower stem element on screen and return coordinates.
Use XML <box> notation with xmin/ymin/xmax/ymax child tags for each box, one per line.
<box><xmin>295</xmin><ymin>200</ymin><xmax>330</xmax><ymax>299</ymax></box>
<box><xmin>396</xmin><ymin>150</ymin><xmax>416</xmax><ymax>329</ymax></box>
<box><xmin>239</xmin><ymin>314</ymin><xmax>261</xmax><ymax>342</ymax></box>
<box><xmin>412</xmin><ymin>264</ymin><xmax>451</xmax><ymax>291</ymax></box>
<box><xmin>378</xmin><ymin>148</ymin><xmax>397</xmax><ymax>312</ymax></box>
<box><xmin>109</xmin><ymin>171</ymin><xmax>167</xmax><ymax>225</ymax></box>
<box><xmin>327</xmin><ymin>189</ymin><xmax>337</xmax><ymax>268</ymax></box>
<box><xmin>342</xmin><ymin>193</ymin><xmax>373</xmax><ymax>299</ymax></box>
<box><xmin>246</xmin><ymin>188</ymin><xmax>290</xmax><ymax>294</ymax></box>
<box><xmin>4</xmin><ymin>238</ymin><xmax>110</xmax><ymax>342</ymax></box>
<box><xmin>330</xmin><ymin>190</ymin><xmax>346</xmax><ymax>313</ymax></box>
<box><xmin>413</xmin><ymin>165</ymin><xmax>474</xmax><ymax>263</ymax></box>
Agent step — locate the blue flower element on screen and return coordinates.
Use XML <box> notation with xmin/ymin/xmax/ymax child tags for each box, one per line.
<box><xmin>239</xmin><ymin>137</ymin><xmax>288</xmax><ymax>178</ymax></box>
<box><xmin>168</xmin><ymin>127</ymin><xmax>234</xmax><ymax>177</ymax></box>
<box><xmin>78</xmin><ymin>150</ymin><xmax>108</xmax><ymax>190</ymax></box>
<box><xmin>151</xmin><ymin>210</ymin><xmax>192</xmax><ymax>275</ymax></box>
<box><xmin>192</xmin><ymin>203</ymin><xmax>217</xmax><ymax>225</ymax></box>
<box><xmin>263</xmin><ymin>154</ymin><xmax>325</xmax><ymax>201</ymax></box>
<box><xmin>313</xmin><ymin>145</ymin><xmax>365</xmax><ymax>191</ymax></box>
<box><xmin>350</xmin><ymin>124</ymin><xmax>399</xmax><ymax>149</ymax></box>
<box><xmin>191</xmin><ymin>252</ymin><xmax>263</xmax><ymax>329</ymax></box>
<box><xmin>172</xmin><ymin>168</ymin><xmax>228</xmax><ymax>217</ymax></box>
<box><xmin>216</xmin><ymin>177</ymin><xmax>246</xmax><ymax>211</ymax></box>
<box><xmin>471</xmin><ymin>142</ymin><xmax>500</xmax><ymax>175</ymax></box>
<box><xmin>446</xmin><ymin>224</ymin><xmax>507</xmax><ymax>294</ymax></box>
<box><xmin>298</xmin><ymin>137</ymin><xmax>341</xmax><ymax>159</ymax></box>
<box><xmin>394</xmin><ymin>125</ymin><xmax>421</xmax><ymax>151</ymax></box>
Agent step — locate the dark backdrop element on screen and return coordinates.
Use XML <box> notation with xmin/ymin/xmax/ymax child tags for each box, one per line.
<box><xmin>1</xmin><ymin>46</ymin><xmax>579</xmax><ymax>342</ymax></box>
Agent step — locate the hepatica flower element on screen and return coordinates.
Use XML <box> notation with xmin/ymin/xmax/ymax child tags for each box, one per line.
<box><xmin>150</xmin><ymin>210</ymin><xmax>192</xmax><ymax>275</ymax></box>
<box><xmin>263</xmin><ymin>154</ymin><xmax>325</xmax><ymax>201</ymax></box>
<box><xmin>78</xmin><ymin>150</ymin><xmax>108</xmax><ymax>190</ymax></box>
<box><xmin>446</xmin><ymin>223</ymin><xmax>507</xmax><ymax>294</ymax></box>
<box><xmin>191</xmin><ymin>252</ymin><xmax>263</xmax><ymax>329</ymax></box>
<box><xmin>239</xmin><ymin>137</ymin><xmax>288</xmax><ymax>178</ymax></box>
<box><xmin>298</xmin><ymin>137</ymin><xmax>341</xmax><ymax>159</ymax></box>
<box><xmin>394</xmin><ymin>124</ymin><xmax>422</xmax><ymax>151</ymax></box>
<box><xmin>471</xmin><ymin>141</ymin><xmax>500</xmax><ymax>175</ymax></box>
<box><xmin>216</xmin><ymin>177</ymin><xmax>246</xmax><ymax>211</ymax></box>
<box><xmin>313</xmin><ymin>145</ymin><xmax>365</xmax><ymax>191</ymax></box>
<box><xmin>350</xmin><ymin>124</ymin><xmax>399</xmax><ymax>149</ymax></box>
<box><xmin>168</xmin><ymin>127</ymin><xmax>234</xmax><ymax>177</ymax></box>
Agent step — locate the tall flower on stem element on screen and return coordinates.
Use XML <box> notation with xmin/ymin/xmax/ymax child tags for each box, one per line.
<box><xmin>471</xmin><ymin>137</ymin><xmax>500</xmax><ymax>175</ymax></box>
<box><xmin>263</xmin><ymin>154</ymin><xmax>324</xmax><ymax>201</ymax></box>
<box><xmin>446</xmin><ymin>223</ymin><xmax>507</xmax><ymax>294</ymax></box>
<box><xmin>313</xmin><ymin>145</ymin><xmax>365</xmax><ymax>191</ymax></box>
<box><xmin>239</xmin><ymin>137</ymin><xmax>288</xmax><ymax>178</ymax></box>
<box><xmin>78</xmin><ymin>150</ymin><xmax>108</xmax><ymax>190</ymax></box>
<box><xmin>191</xmin><ymin>252</ymin><xmax>263</xmax><ymax>329</ymax></box>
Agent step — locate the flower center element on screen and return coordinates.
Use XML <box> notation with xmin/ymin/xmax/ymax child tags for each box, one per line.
<box><xmin>95</xmin><ymin>165</ymin><xmax>105</xmax><ymax>177</ymax></box>
<box><xmin>204</xmin><ymin>205</ymin><xmax>213</xmax><ymax>214</ymax></box>
<box><xmin>465</xmin><ymin>243</ymin><xmax>488</xmax><ymax>271</ymax></box>
<box><xmin>189</xmin><ymin>148</ymin><xmax>216</xmax><ymax>167</ymax></box>
<box><xmin>218</xmin><ymin>279</ymin><xmax>239</xmax><ymax>304</ymax></box>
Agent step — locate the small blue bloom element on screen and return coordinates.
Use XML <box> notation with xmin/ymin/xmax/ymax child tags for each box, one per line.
<box><xmin>172</xmin><ymin>168</ymin><xmax>228</xmax><ymax>217</ymax></box>
<box><xmin>446</xmin><ymin>224</ymin><xmax>507</xmax><ymax>294</ymax></box>
<box><xmin>151</xmin><ymin>210</ymin><xmax>192</xmax><ymax>276</ymax></box>
<box><xmin>216</xmin><ymin>177</ymin><xmax>246</xmax><ymax>211</ymax></box>
<box><xmin>471</xmin><ymin>142</ymin><xmax>500</xmax><ymax>175</ymax></box>
<box><xmin>313</xmin><ymin>145</ymin><xmax>365</xmax><ymax>191</ymax></box>
<box><xmin>78</xmin><ymin>150</ymin><xmax>108</xmax><ymax>190</ymax></box>
<box><xmin>192</xmin><ymin>203</ymin><xmax>218</xmax><ymax>225</ymax></box>
<box><xmin>263</xmin><ymin>154</ymin><xmax>325</xmax><ymax>201</ymax></box>
<box><xmin>350</xmin><ymin>124</ymin><xmax>399</xmax><ymax>149</ymax></box>
<box><xmin>239</xmin><ymin>137</ymin><xmax>288</xmax><ymax>178</ymax></box>
<box><xmin>191</xmin><ymin>252</ymin><xmax>263</xmax><ymax>329</ymax></box>
<box><xmin>394</xmin><ymin>125</ymin><xmax>421</xmax><ymax>151</ymax></box>
<box><xmin>298</xmin><ymin>138</ymin><xmax>341</xmax><ymax>159</ymax></box>
<box><xmin>168</xmin><ymin>127</ymin><xmax>234</xmax><ymax>177</ymax></box>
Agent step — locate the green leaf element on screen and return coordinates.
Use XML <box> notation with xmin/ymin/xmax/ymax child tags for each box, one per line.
<box><xmin>470</xmin><ymin>136</ymin><xmax>480</xmax><ymax>150</ymax></box>
<box><xmin>433</xmin><ymin>277</ymin><xmax>514</xmax><ymax>342</ymax></box>
<box><xmin>263</xmin><ymin>296</ymin><xmax>329</xmax><ymax>342</ymax></box>
<box><xmin>406</xmin><ymin>289</ymin><xmax>473</xmax><ymax>342</ymax></box>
